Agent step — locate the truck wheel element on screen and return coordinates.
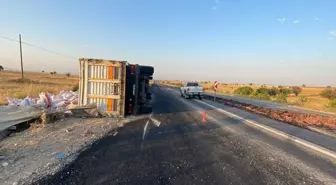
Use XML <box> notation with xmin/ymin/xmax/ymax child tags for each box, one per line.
<box><xmin>198</xmin><ymin>95</ymin><xmax>202</xmax><ymax>100</ymax></box>
<box><xmin>139</xmin><ymin>66</ymin><xmax>154</xmax><ymax>75</ymax></box>
<box><xmin>139</xmin><ymin>105</ymin><xmax>152</xmax><ymax>114</ymax></box>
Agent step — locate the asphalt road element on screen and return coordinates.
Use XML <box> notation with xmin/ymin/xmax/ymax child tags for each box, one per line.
<box><xmin>34</xmin><ymin>85</ymin><xmax>336</xmax><ymax>185</ymax></box>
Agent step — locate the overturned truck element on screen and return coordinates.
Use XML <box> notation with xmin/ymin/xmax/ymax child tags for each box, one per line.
<box><xmin>78</xmin><ymin>58</ymin><xmax>154</xmax><ymax>116</ymax></box>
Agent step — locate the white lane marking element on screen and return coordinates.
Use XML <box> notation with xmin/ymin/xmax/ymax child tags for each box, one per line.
<box><xmin>194</xmin><ymin>99</ymin><xmax>336</xmax><ymax>160</ymax></box>
<box><xmin>142</xmin><ymin>113</ymin><xmax>161</xmax><ymax>141</ymax></box>
<box><xmin>143</xmin><ymin>120</ymin><xmax>149</xmax><ymax>141</ymax></box>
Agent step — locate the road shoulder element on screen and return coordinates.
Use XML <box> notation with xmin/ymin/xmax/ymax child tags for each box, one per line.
<box><xmin>194</xmin><ymin>98</ymin><xmax>336</xmax><ymax>158</ymax></box>
<box><xmin>0</xmin><ymin>116</ymin><xmax>140</xmax><ymax>185</ymax></box>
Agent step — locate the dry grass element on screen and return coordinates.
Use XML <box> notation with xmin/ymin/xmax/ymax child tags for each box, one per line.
<box><xmin>159</xmin><ymin>80</ymin><xmax>336</xmax><ymax>114</ymax></box>
<box><xmin>0</xmin><ymin>70</ymin><xmax>78</xmax><ymax>105</ymax></box>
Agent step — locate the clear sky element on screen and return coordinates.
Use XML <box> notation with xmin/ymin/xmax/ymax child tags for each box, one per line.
<box><xmin>0</xmin><ymin>0</ymin><xmax>335</xmax><ymax>86</ymax></box>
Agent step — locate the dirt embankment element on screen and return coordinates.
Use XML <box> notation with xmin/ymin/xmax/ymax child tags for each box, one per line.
<box><xmin>203</xmin><ymin>95</ymin><xmax>336</xmax><ymax>130</ymax></box>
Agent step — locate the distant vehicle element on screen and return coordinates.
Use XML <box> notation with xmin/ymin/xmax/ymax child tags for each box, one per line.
<box><xmin>180</xmin><ymin>82</ymin><xmax>203</xmax><ymax>99</ymax></box>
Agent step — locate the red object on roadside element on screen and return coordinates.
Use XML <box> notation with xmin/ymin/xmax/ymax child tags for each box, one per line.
<box><xmin>187</xmin><ymin>88</ymin><xmax>190</xmax><ymax>92</ymax></box>
<box><xmin>128</xmin><ymin>104</ymin><xmax>133</xmax><ymax>114</ymax></box>
<box><xmin>202</xmin><ymin>111</ymin><xmax>206</xmax><ymax>123</ymax></box>
<box><xmin>214</xmin><ymin>81</ymin><xmax>219</xmax><ymax>91</ymax></box>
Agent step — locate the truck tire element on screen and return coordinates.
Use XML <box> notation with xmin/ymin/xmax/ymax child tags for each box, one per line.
<box><xmin>198</xmin><ymin>95</ymin><xmax>202</xmax><ymax>100</ymax></box>
<box><xmin>139</xmin><ymin>105</ymin><xmax>152</xmax><ymax>114</ymax></box>
<box><xmin>146</xmin><ymin>94</ymin><xmax>152</xmax><ymax>100</ymax></box>
<box><xmin>139</xmin><ymin>66</ymin><xmax>154</xmax><ymax>75</ymax></box>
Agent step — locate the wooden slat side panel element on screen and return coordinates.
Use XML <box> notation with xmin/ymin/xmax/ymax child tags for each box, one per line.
<box><xmin>107</xmin><ymin>98</ymin><xmax>113</xmax><ymax>112</ymax></box>
<box><xmin>79</xmin><ymin>58</ymin><xmax>127</xmax><ymax>116</ymax></box>
<box><xmin>87</xmin><ymin>95</ymin><xmax>120</xmax><ymax>99</ymax></box>
<box><xmin>108</xmin><ymin>66</ymin><xmax>114</xmax><ymax>79</ymax></box>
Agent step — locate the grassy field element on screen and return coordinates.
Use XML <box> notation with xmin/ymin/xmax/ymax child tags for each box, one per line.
<box><xmin>0</xmin><ymin>70</ymin><xmax>78</xmax><ymax>105</ymax></box>
<box><xmin>159</xmin><ymin>80</ymin><xmax>336</xmax><ymax>114</ymax></box>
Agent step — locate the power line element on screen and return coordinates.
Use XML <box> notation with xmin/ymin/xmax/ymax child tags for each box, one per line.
<box><xmin>0</xmin><ymin>35</ymin><xmax>77</xmax><ymax>60</ymax></box>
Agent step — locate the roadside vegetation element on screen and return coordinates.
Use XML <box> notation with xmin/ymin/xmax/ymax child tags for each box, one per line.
<box><xmin>320</xmin><ymin>88</ymin><xmax>336</xmax><ymax>108</ymax></box>
<box><xmin>0</xmin><ymin>70</ymin><xmax>79</xmax><ymax>105</ymax></box>
<box><xmin>233</xmin><ymin>86</ymin><xmax>292</xmax><ymax>102</ymax></box>
<box><xmin>159</xmin><ymin>80</ymin><xmax>336</xmax><ymax>114</ymax></box>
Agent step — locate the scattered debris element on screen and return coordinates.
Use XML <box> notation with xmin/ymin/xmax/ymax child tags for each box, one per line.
<box><xmin>55</xmin><ymin>153</ymin><xmax>65</xmax><ymax>159</ymax></box>
<box><xmin>69</xmin><ymin>103</ymin><xmax>100</xmax><ymax>118</ymax></box>
<box><xmin>40</xmin><ymin>110</ymin><xmax>47</xmax><ymax>125</ymax></box>
<box><xmin>117</xmin><ymin>122</ymin><xmax>124</xmax><ymax>128</ymax></box>
<box><xmin>0</xmin><ymin>90</ymin><xmax>78</xmax><ymax>134</ymax></box>
<box><xmin>113</xmin><ymin>131</ymin><xmax>118</xmax><ymax>136</ymax></box>
<box><xmin>150</xmin><ymin>117</ymin><xmax>161</xmax><ymax>127</ymax></box>
<box><xmin>0</xmin><ymin>117</ymin><xmax>136</xmax><ymax>185</ymax></box>
<box><xmin>2</xmin><ymin>162</ymin><xmax>9</xmax><ymax>167</ymax></box>
<box><xmin>82</xmin><ymin>129</ymin><xmax>94</xmax><ymax>137</ymax></box>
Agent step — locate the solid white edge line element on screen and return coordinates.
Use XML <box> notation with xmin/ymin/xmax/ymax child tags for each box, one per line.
<box><xmin>194</xmin><ymin>99</ymin><xmax>336</xmax><ymax>160</ymax></box>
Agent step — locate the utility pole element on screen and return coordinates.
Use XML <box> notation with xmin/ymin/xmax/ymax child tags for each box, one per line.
<box><xmin>19</xmin><ymin>34</ymin><xmax>24</xmax><ymax>79</ymax></box>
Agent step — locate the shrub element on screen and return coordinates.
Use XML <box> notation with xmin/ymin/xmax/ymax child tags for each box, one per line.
<box><xmin>302</xmin><ymin>84</ymin><xmax>306</xmax><ymax>87</ymax></box>
<box><xmin>0</xmin><ymin>65</ymin><xmax>4</xmax><ymax>71</ymax></box>
<box><xmin>296</xmin><ymin>96</ymin><xmax>309</xmax><ymax>105</ymax></box>
<box><xmin>328</xmin><ymin>99</ymin><xmax>336</xmax><ymax>107</ymax></box>
<box><xmin>50</xmin><ymin>71</ymin><xmax>57</xmax><ymax>75</ymax></box>
<box><xmin>274</xmin><ymin>93</ymin><xmax>287</xmax><ymax>103</ymax></box>
<box><xmin>320</xmin><ymin>89</ymin><xmax>336</xmax><ymax>100</ymax></box>
<box><xmin>72</xmin><ymin>83</ymin><xmax>79</xmax><ymax>91</ymax></box>
<box><xmin>254</xmin><ymin>93</ymin><xmax>271</xmax><ymax>100</ymax></box>
<box><xmin>255</xmin><ymin>87</ymin><xmax>269</xmax><ymax>95</ymax></box>
<box><xmin>234</xmin><ymin>86</ymin><xmax>254</xmax><ymax>96</ymax></box>
<box><xmin>268</xmin><ymin>87</ymin><xmax>280</xmax><ymax>96</ymax></box>
<box><xmin>326</xmin><ymin>86</ymin><xmax>331</xmax><ymax>88</ymax></box>
<box><xmin>291</xmin><ymin>86</ymin><xmax>302</xmax><ymax>96</ymax></box>
<box><xmin>278</xmin><ymin>85</ymin><xmax>283</xmax><ymax>89</ymax></box>
<box><xmin>65</xmin><ymin>73</ymin><xmax>71</xmax><ymax>77</ymax></box>
<box><xmin>255</xmin><ymin>87</ymin><xmax>279</xmax><ymax>96</ymax></box>
<box><xmin>279</xmin><ymin>88</ymin><xmax>292</xmax><ymax>96</ymax></box>
<box><xmin>249</xmin><ymin>83</ymin><xmax>253</xmax><ymax>86</ymax></box>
